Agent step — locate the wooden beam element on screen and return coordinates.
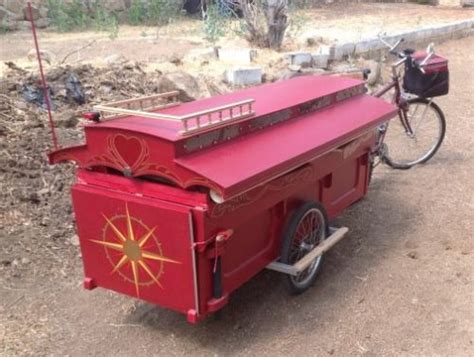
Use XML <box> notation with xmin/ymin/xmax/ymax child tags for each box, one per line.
<box><xmin>293</xmin><ymin>227</ymin><xmax>349</xmax><ymax>272</ymax></box>
<box><xmin>266</xmin><ymin>226</ymin><xmax>349</xmax><ymax>276</ymax></box>
<box><xmin>100</xmin><ymin>102</ymin><xmax>180</xmax><ymax>121</ymax></box>
<box><xmin>93</xmin><ymin>105</ymin><xmax>180</xmax><ymax>121</ymax></box>
<box><xmin>102</xmin><ymin>91</ymin><xmax>180</xmax><ymax>107</ymax></box>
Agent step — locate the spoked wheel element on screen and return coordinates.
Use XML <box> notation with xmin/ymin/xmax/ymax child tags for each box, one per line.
<box><xmin>383</xmin><ymin>98</ymin><xmax>446</xmax><ymax>169</ymax></box>
<box><xmin>281</xmin><ymin>202</ymin><xmax>328</xmax><ymax>294</ymax></box>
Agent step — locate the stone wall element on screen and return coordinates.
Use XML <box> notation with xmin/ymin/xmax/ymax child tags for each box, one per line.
<box><xmin>1</xmin><ymin>0</ymin><xmax>50</xmax><ymax>31</ymax></box>
<box><xmin>1</xmin><ymin>0</ymin><xmax>132</xmax><ymax>31</ymax></box>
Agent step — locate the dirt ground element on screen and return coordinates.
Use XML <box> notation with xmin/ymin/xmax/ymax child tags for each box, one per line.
<box><xmin>1</xmin><ymin>6</ymin><xmax>474</xmax><ymax>357</ymax></box>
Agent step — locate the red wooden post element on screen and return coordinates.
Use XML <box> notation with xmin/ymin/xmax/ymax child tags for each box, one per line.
<box><xmin>27</xmin><ymin>2</ymin><xmax>59</xmax><ymax>151</ymax></box>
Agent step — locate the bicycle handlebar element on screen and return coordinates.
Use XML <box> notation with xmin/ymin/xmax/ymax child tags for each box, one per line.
<box><xmin>378</xmin><ymin>36</ymin><xmax>435</xmax><ymax>73</ymax></box>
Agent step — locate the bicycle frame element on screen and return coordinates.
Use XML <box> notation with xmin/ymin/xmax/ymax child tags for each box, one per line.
<box><xmin>373</xmin><ymin>64</ymin><xmax>414</xmax><ymax>137</ymax></box>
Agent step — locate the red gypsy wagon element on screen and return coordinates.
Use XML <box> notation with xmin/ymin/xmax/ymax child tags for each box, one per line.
<box><xmin>50</xmin><ymin>75</ymin><xmax>397</xmax><ymax>323</ymax></box>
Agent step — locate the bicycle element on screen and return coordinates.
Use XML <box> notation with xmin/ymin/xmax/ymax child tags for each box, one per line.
<box><xmin>368</xmin><ymin>37</ymin><xmax>448</xmax><ymax>170</ymax></box>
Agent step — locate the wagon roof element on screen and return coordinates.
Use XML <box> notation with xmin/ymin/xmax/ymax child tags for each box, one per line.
<box><xmin>93</xmin><ymin>75</ymin><xmax>369</xmax><ymax>141</ymax></box>
<box><xmin>175</xmin><ymin>93</ymin><xmax>397</xmax><ymax>198</ymax></box>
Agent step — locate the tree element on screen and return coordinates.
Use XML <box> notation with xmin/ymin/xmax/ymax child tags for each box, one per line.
<box><xmin>241</xmin><ymin>0</ymin><xmax>288</xmax><ymax>50</ymax></box>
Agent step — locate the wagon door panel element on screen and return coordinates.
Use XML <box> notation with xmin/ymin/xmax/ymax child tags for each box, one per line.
<box><xmin>71</xmin><ymin>184</ymin><xmax>198</xmax><ymax>315</ymax></box>
<box><xmin>221</xmin><ymin>211</ymin><xmax>274</xmax><ymax>292</ymax></box>
<box><xmin>322</xmin><ymin>154</ymin><xmax>369</xmax><ymax>218</ymax></box>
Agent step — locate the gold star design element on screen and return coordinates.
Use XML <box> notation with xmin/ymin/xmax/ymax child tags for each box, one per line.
<box><xmin>91</xmin><ymin>204</ymin><xmax>180</xmax><ymax>296</ymax></box>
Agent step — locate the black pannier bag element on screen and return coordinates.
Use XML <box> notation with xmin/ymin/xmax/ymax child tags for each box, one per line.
<box><xmin>403</xmin><ymin>52</ymin><xmax>449</xmax><ymax>98</ymax></box>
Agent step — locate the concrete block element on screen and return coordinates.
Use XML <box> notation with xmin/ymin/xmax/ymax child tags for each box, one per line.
<box><xmin>218</xmin><ymin>48</ymin><xmax>256</xmax><ymax>64</ymax></box>
<box><xmin>225</xmin><ymin>67</ymin><xmax>262</xmax><ymax>86</ymax></box>
<box><xmin>398</xmin><ymin>30</ymin><xmax>418</xmax><ymax>42</ymax></box>
<box><xmin>330</xmin><ymin>43</ymin><xmax>356</xmax><ymax>60</ymax></box>
<box><xmin>286</xmin><ymin>52</ymin><xmax>313</xmax><ymax>68</ymax></box>
<box><xmin>312</xmin><ymin>55</ymin><xmax>329</xmax><ymax>69</ymax></box>
<box><xmin>354</xmin><ymin>38</ymin><xmax>384</xmax><ymax>55</ymax></box>
<box><xmin>341</xmin><ymin>19</ymin><xmax>474</xmax><ymax>60</ymax></box>
<box><xmin>437</xmin><ymin>0</ymin><xmax>461</xmax><ymax>6</ymax></box>
<box><xmin>311</xmin><ymin>45</ymin><xmax>331</xmax><ymax>68</ymax></box>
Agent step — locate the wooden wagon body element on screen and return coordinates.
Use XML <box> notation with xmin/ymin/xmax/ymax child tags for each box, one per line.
<box><xmin>50</xmin><ymin>76</ymin><xmax>397</xmax><ymax>323</ymax></box>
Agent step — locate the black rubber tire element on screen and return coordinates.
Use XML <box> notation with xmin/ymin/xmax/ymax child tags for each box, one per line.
<box><xmin>383</xmin><ymin>98</ymin><xmax>446</xmax><ymax>170</ymax></box>
<box><xmin>280</xmin><ymin>201</ymin><xmax>328</xmax><ymax>295</ymax></box>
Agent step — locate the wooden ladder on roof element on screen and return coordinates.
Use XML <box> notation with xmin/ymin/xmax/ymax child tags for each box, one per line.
<box><xmin>93</xmin><ymin>91</ymin><xmax>256</xmax><ymax>136</ymax></box>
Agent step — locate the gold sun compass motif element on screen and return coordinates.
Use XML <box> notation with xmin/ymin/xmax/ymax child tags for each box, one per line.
<box><xmin>91</xmin><ymin>204</ymin><xmax>180</xmax><ymax>296</ymax></box>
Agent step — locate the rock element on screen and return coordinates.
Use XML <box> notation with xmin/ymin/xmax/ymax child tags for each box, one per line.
<box><xmin>184</xmin><ymin>48</ymin><xmax>217</xmax><ymax>62</ymax></box>
<box><xmin>36</xmin><ymin>188</ymin><xmax>50</xmax><ymax>196</ymax></box>
<box><xmin>104</xmin><ymin>54</ymin><xmax>128</xmax><ymax>66</ymax></box>
<box><xmin>55</xmin><ymin>110</ymin><xmax>79</xmax><ymax>128</ymax></box>
<box><xmin>35</xmin><ymin>17</ymin><xmax>51</xmax><ymax>29</ymax></box>
<box><xmin>225</xmin><ymin>67</ymin><xmax>262</xmax><ymax>86</ymax></box>
<box><xmin>288</xmin><ymin>64</ymin><xmax>301</xmax><ymax>72</ymax></box>
<box><xmin>366</xmin><ymin>60</ymin><xmax>382</xmax><ymax>86</ymax></box>
<box><xmin>218</xmin><ymin>48</ymin><xmax>257</xmax><ymax>64</ymax></box>
<box><xmin>23</xmin><ymin>4</ymin><xmax>40</xmax><ymax>21</ymax></box>
<box><xmin>157</xmin><ymin>71</ymin><xmax>201</xmax><ymax>101</ymax></box>
<box><xmin>40</xmin><ymin>217</ymin><xmax>50</xmax><ymax>226</ymax></box>
<box><xmin>407</xmin><ymin>251</ymin><xmax>419</xmax><ymax>260</ymax></box>
<box><xmin>39</xmin><ymin>6</ymin><xmax>49</xmax><ymax>18</ymax></box>
<box><xmin>17</xmin><ymin>20</ymin><xmax>32</xmax><ymax>30</ymax></box>
<box><xmin>103</xmin><ymin>0</ymin><xmax>126</xmax><ymax>12</ymax></box>
<box><xmin>69</xmin><ymin>235</ymin><xmax>80</xmax><ymax>247</ymax></box>
<box><xmin>100</xmin><ymin>85</ymin><xmax>113</xmax><ymax>94</ymax></box>
<box><xmin>27</xmin><ymin>49</ymin><xmax>56</xmax><ymax>65</ymax></box>
<box><xmin>278</xmin><ymin>68</ymin><xmax>326</xmax><ymax>81</ymax></box>
<box><xmin>286</xmin><ymin>52</ymin><xmax>313</xmax><ymax>68</ymax></box>
<box><xmin>169</xmin><ymin>53</ymin><xmax>183</xmax><ymax>66</ymax></box>
<box><xmin>4</xmin><ymin>1</ymin><xmax>22</xmax><ymax>14</ymax></box>
<box><xmin>0</xmin><ymin>6</ymin><xmax>8</xmax><ymax>22</ymax></box>
<box><xmin>2</xmin><ymin>4</ymin><xmax>23</xmax><ymax>20</ymax></box>
<box><xmin>1</xmin><ymin>17</ymin><xmax>18</xmax><ymax>31</ymax></box>
<box><xmin>0</xmin><ymin>259</ymin><xmax>12</xmax><ymax>266</ymax></box>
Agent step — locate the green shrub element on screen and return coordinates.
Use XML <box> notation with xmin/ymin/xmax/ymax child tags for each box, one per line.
<box><xmin>47</xmin><ymin>0</ymin><xmax>118</xmax><ymax>38</ymax></box>
<box><xmin>128</xmin><ymin>0</ymin><xmax>147</xmax><ymax>26</ymax></box>
<box><xmin>128</xmin><ymin>0</ymin><xmax>181</xmax><ymax>26</ymax></box>
<box><xmin>48</xmin><ymin>0</ymin><xmax>92</xmax><ymax>32</ymax></box>
<box><xmin>203</xmin><ymin>3</ymin><xmax>227</xmax><ymax>43</ymax></box>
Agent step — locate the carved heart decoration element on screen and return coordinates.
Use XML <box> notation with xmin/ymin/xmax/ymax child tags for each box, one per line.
<box><xmin>110</xmin><ymin>134</ymin><xmax>146</xmax><ymax>170</ymax></box>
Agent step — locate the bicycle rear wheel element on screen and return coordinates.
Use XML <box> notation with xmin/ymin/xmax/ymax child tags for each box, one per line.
<box><xmin>383</xmin><ymin>98</ymin><xmax>446</xmax><ymax>169</ymax></box>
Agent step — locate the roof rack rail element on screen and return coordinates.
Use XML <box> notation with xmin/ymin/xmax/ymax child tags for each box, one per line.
<box><xmin>93</xmin><ymin>93</ymin><xmax>255</xmax><ymax>136</ymax></box>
